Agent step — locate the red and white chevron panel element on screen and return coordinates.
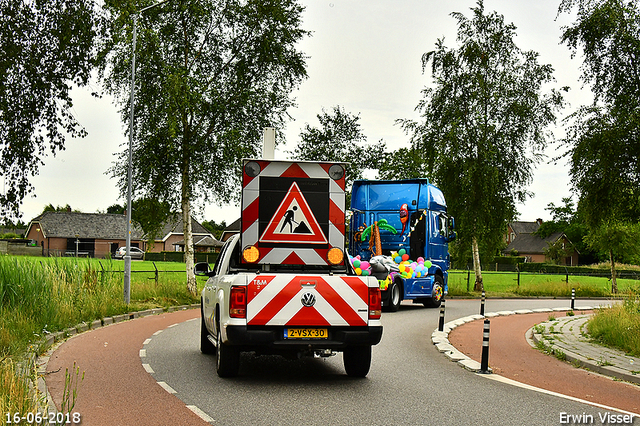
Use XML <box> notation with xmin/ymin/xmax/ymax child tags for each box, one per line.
<box><xmin>246</xmin><ymin>275</ymin><xmax>369</xmax><ymax>326</ymax></box>
<box><xmin>241</xmin><ymin>160</ymin><xmax>346</xmax><ymax>265</ymax></box>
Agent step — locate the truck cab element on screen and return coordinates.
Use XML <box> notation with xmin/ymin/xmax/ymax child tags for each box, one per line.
<box><xmin>349</xmin><ymin>179</ymin><xmax>455</xmax><ymax>311</ymax></box>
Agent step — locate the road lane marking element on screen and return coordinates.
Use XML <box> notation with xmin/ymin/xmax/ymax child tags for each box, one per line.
<box><xmin>187</xmin><ymin>405</ymin><xmax>214</xmax><ymax>423</ymax></box>
<box><xmin>481</xmin><ymin>373</ymin><xmax>640</xmax><ymax>417</ymax></box>
<box><xmin>157</xmin><ymin>381</ymin><xmax>176</xmax><ymax>394</ymax></box>
<box><xmin>142</xmin><ymin>363</ymin><xmax>154</xmax><ymax>374</ymax></box>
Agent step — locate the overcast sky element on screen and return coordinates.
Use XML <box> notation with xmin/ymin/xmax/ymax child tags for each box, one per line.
<box><xmin>18</xmin><ymin>0</ymin><xmax>590</xmax><ymax>225</ymax></box>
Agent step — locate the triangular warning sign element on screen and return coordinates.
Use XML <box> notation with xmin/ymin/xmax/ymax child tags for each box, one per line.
<box><xmin>259</xmin><ymin>182</ymin><xmax>328</xmax><ymax>244</ymax></box>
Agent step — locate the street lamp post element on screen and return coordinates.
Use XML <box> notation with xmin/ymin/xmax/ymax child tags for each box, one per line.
<box><xmin>124</xmin><ymin>0</ymin><xmax>170</xmax><ymax>304</ymax></box>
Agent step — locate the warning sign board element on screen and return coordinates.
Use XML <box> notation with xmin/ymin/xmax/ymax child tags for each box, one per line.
<box><xmin>241</xmin><ymin>160</ymin><xmax>345</xmax><ymax>265</ymax></box>
<box><xmin>259</xmin><ymin>182</ymin><xmax>328</xmax><ymax>244</ymax></box>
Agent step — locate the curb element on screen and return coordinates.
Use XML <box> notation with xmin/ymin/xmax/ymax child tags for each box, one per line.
<box><xmin>33</xmin><ymin>304</ymin><xmax>201</xmax><ymax>415</ymax></box>
<box><xmin>430</xmin><ymin>305</ymin><xmax>596</xmax><ymax>373</ymax></box>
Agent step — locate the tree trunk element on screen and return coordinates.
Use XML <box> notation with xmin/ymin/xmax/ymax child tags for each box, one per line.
<box><xmin>609</xmin><ymin>249</ymin><xmax>618</xmax><ymax>294</ymax></box>
<box><xmin>182</xmin><ymin>171</ymin><xmax>197</xmax><ymax>296</ymax></box>
<box><xmin>472</xmin><ymin>236</ymin><xmax>483</xmax><ymax>292</ymax></box>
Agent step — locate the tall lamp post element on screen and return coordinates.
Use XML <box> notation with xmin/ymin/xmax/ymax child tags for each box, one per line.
<box><xmin>124</xmin><ymin>0</ymin><xmax>170</xmax><ymax>304</ymax></box>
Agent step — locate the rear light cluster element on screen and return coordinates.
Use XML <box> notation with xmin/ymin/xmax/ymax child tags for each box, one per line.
<box><xmin>368</xmin><ymin>287</ymin><xmax>381</xmax><ymax>320</ymax></box>
<box><xmin>229</xmin><ymin>286</ymin><xmax>247</xmax><ymax>318</ymax></box>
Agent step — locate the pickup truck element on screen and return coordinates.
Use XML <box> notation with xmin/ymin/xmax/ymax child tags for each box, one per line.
<box><xmin>197</xmin><ymin>159</ymin><xmax>383</xmax><ymax>378</ymax></box>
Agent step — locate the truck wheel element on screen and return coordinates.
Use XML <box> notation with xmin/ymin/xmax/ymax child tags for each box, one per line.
<box><xmin>200</xmin><ymin>306</ymin><xmax>216</xmax><ymax>355</ymax></box>
<box><xmin>422</xmin><ymin>275</ymin><xmax>444</xmax><ymax>308</ymax></box>
<box><xmin>216</xmin><ymin>327</ymin><xmax>240</xmax><ymax>377</ymax></box>
<box><xmin>343</xmin><ymin>345</ymin><xmax>372</xmax><ymax>378</ymax></box>
<box><xmin>386</xmin><ymin>281</ymin><xmax>401</xmax><ymax>312</ymax></box>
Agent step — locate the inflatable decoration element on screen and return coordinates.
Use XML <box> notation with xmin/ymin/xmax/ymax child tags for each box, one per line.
<box><xmin>399</xmin><ymin>203</ymin><xmax>408</xmax><ymax>234</ymax></box>
<box><xmin>389</xmin><ymin>247</ymin><xmax>433</xmax><ymax>279</ymax></box>
<box><xmin>361</xmin><ymin>219</ymin><xmax>397</xmax><ymax>256</ymax></box>
<box><xmin>349</xmin><ymin>255</ymin><xmax>372</xmax><ymax>276</ymax></box>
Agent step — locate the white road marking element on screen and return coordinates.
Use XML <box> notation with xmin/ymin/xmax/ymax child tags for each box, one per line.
<box><xmin>157</xmin><ymin>381</ymin><xmax>176</xmax><ymax>394</ymax></box>
<box><xmin>142</xmin><ymin>363</ymin><xmax>154</xmax><ymax>374</ymax></box>
<box><xmin>187</xmin><ymin>405</ymin><xmax>215</xmax><ymax>423</ymax></box>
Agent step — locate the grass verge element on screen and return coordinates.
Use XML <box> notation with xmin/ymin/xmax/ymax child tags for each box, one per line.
<box><xmin>0</xmin><ymin>254</ymin><xmax>203</xmax><ymax>418</ymax></box>
<box><xmin>587</xmin><ymin>295</ymin><xmax>640</xmax><ymax>357</ymax></box>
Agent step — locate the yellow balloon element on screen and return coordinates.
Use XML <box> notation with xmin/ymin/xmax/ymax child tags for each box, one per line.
<box><xmin>355</xmin><ymin>268</ymin><xmax>362</xmax><ymax>275</ymax></box>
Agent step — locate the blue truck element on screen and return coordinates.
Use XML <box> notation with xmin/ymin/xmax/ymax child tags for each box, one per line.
<box><xmin>348</xmin><ymin>179</ymin><xmax>455</xmax><ymax>311</ymax></box>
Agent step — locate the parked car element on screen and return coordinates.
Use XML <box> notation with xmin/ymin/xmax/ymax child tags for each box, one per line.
<box><xmin>114</xmin><ymin>246</ymin><xmax>144</xmax><ymax>260</ymax></box>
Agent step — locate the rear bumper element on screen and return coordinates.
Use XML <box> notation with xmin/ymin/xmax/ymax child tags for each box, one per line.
<box><xmin>225</xmin><ymin>325</ymin><xmax>383</xmax><ymax>352</ymax></box>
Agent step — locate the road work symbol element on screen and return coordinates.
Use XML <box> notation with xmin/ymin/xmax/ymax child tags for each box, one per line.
<box><xmin>259</xmin><ymin>182</ymin><xmax>327</xmax><ymax>244</ymax></box>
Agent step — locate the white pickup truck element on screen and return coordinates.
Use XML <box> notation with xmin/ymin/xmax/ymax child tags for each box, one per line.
<box><xmin>197</xmin><ymin>159</ymin><xmax>383</xmax><ymax>377</ymax></box>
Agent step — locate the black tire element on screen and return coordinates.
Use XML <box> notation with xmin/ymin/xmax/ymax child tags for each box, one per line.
<box><xmin>216</xmin><ymin>326</ymin><xmax>240</xmax><ymax>378</ymax></box>
<box><xmin>343</xmin><ymin>345</ymin><xmax>372</xmax><ymax>378</ymax></box>
<box><xmin>422</xmin><ymin>275</ymin><xmax>444</xmax><ymax>308</ymax></box>
<box><xmin>386</xmin><ymin>281</ymin><xmax>401</xmax><ymax>312</ymax></box>
<box><xmin>200</xmin><ymin>305</ymin><xmax>216</xmax><ymax>355</ymax></box>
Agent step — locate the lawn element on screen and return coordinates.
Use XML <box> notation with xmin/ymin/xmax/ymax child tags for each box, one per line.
<box><xmin>448</xmin><ymin>270</ymin><xmax>638</xmax><ymax>298</ymax></box>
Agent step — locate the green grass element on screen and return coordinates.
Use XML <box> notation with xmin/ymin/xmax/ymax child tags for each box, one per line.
<box><xmin>1</xmin><ymin>254</ymin><xmax>205</xmax><ymax>416</ymax></box>
<box><xmin>448</xmin><ymin>270</ymin><xmax>638</xmax><ymax>298</ymax></box>
<box><xmin>587</xmin><ymin>296</ymin><xmax>640</xmax><ymax>357</ymax></box>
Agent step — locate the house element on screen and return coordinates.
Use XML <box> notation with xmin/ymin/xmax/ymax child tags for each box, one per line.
<box><xmin>503</xmin><ymin>220</ymin><xmax>579</xmax><ymax>265</ymax></box>
<box><xmin>145</xmin><ymin>214</ymin><xmax>215</xmax><ymax>252</ymax></box>
<box><xmin>220</xmin><ymin>218</ymin><xmax>241</xmax><ymax>242</ymax></box>
<box><xmin>25</xmin><ymin>211</ymin><xmax>144</xmax><ymax>258</ymax></box>
<box><xmin>173</xmin><ymin>235</ymin><xmax>223</xmax><ymax>253</ymax></box>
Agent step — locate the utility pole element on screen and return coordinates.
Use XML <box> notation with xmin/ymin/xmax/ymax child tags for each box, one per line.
<box><xmin>124</xmin><ymin>0</ymin><xmax>172</xmax><ymax>304</ymax></box>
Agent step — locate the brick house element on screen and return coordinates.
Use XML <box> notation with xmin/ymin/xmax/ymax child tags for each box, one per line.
<box><xmin>503</xmin><ymin>220</ymin><xmax>579</xmax><ymax>265</ymax></box>
<box><xmin>145</xmin><ymin>214</ymin><xmax>215</xmax><ymax>253</ymax></box>
<box><xmin>25</xmin><ymin>211</ymin><xmax>144</xmax><ymax>258</ymax></box>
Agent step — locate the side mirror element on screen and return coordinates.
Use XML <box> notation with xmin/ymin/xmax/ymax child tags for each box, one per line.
<box><xmin>194</xmin><ymin>262</ymin><xmax>212</xmax><ymax>277</ymax></box>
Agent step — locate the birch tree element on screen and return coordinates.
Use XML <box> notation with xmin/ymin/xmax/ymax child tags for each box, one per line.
<box><xmin>98</xmin><ymin>0</ymin><xmax>309</xmax><ymax>294</ymax></box>
<box><xmin>398</xmin><ymin>0</ymin><xmax>565</xmax><ymax>290</ymax></box>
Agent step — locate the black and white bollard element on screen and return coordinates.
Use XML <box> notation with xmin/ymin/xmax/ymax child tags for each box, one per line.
<box><xmin>438</xmin><ymin>299</ymin><xmax>446</xmax><ymax>332</ymax></box>
<box><xmin>480</xmin><ymin>319</ymin><xmax>491</xmax><ymax>374</ymax></box>
<box><xmin>571</xmin><ymin>288</ymin><xmax>575</xmax><ymax>310</ymax></box>
<box><xmin>480</xmin><ymin>290</ymin><xmax>485</xmax><ymax>316</ymax></box>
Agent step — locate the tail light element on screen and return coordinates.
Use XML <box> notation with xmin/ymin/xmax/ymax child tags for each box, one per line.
<box><xmin>229</xmin><ymin>286</ymin><xmax>247</xmax><ymax>318</ymax></box>
<box><xmin>368</xmin><ymin>287</ymin><xmax>381</xmax><ymax>320</ymax></box>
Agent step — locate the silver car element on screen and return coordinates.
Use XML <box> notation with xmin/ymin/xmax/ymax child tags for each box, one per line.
<box><xmin>114</xmin><ymin>246</ymin><xmax>144</xmax><ymax>260</ymax></box>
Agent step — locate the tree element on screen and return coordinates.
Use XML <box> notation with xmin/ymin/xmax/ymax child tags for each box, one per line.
<box><xmin>201</xmin><ymin>220</ymin><xmax>226</xmax><ymax>240</ymax></box>
<box><xmin>289</xmin><ymin>106</ymin><xmax>386</xmax><ymax>192</ymax></box>
<box><xmin>98</xmin><ymin>0</ymin><xmax>309</xmax><ymax>294</ymax></box>
<box><xmin>0</xmin><ymin>0</ymin><xmax>97</xmax><ymax>220</ymax></box>
<box><xmin>584</xmin><ymin>220</ymin><xmax>640</xmax><ymax>293</ymax></box>
<box><xmin>558</xmin><ymin>0</ymin><xmax>640</xmax><ymax>281</ymax></box>
<box><xmin>543</xmin><ymin>239</ymin><xmax>574</xmax><ymax>265</ymax></box>
<box><xmin>397</xmin><ymin>1</ymin><xmax>565</xmax><ymax>290</ymax></box>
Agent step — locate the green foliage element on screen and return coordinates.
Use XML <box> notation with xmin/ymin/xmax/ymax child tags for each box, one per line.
<box><xmin>559</xmin><ymin>0</ymin><xmax>640</xmax><ymax>229</ymax></box>
<box><xmin>289</xmin><ymin>105</ymin><xmax>386</xmax><ymax>191</ymax></box>
<box><xmin>99</xmin><ymin>0</ymin><xmax>310</xmax><ymax>210</ymax></box>
<box><xmin>0</xmin><ymin>0</ymin><xmax>97</xmax><ymax>219</ymax></box>
<box><xmin>588</xmin><ymin>295</ymin><xmax>640</xmax><ymax>357</ymax></box>
<box><xmin>396</xmin><ymin>0</ymin><xmax>565</xmax><ymax>270</ymax></box>
<box><xmin>543</xmin><ymin>239</ymin><xmax>575</xmax><ymax>265</ymax></box>
<box><xmin>584</xmin><ymin>220</ymin><xmax>640</xmax><ymax>265</ymax></box>
<box><xmin>201</xmin><ymin>220</ymin><xmax>227</xmax><ymax>239</ymax></box>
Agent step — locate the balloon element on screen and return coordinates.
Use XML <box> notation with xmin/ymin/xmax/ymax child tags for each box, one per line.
<box><xmin>360</xmin><ymin>261</ymin><xmax>370</xmax><ymax>270</ymax></box>
<box><xmin>402</xmin><ymin>254</ymin><xmax>409</xmax><ymax>261</ymax></box>
<box><xmin>355</xmin><ymin>268</ymin><xmax>362</xmax><ymax>275</ymax></box>
<box><xmin>391</xmin><ymin>251</ymin><xmax>399</xmax><ymax>259</ymax></box>
<box><xmin>394</xmin><ymin>256</ymin><xmax>402</xmax><ymax>264</ymax></box>
<box><xmin>425</xmin><ymin>260</ymin><xmax>432</xmax><ymax>268</ymax></box>
<box><xmin>398</xmin><ymin>248</ymin><xmax>406</xmax><ymax>256</ymax></box>
<box><xmin>417</xmin><ymin>257</ymin><xmax>424</xmax><ymax>264</ymax></box>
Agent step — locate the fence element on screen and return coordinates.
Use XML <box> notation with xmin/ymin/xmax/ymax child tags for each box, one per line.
<box><xmin>452</xmin><ymin>263</ymin><xmax>640</xmax><ymax>293</ymax></box>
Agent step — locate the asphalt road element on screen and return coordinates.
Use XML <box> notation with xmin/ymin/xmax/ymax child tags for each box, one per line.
<box><xmin>143</xmin><ymin>298</ymin><xmax>622</xmax><ymax>425</ymax></box>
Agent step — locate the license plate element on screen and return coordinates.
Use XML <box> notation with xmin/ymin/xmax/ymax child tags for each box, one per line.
<box><xmin>284</xmin><ymin>328</ymin><xmax>328</xmax><ymax>339</ymax></box>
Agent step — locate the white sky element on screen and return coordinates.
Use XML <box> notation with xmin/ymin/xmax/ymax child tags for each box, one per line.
<box><xmin>19</xmin><ymin>0</ymin><xmax>589</xmax><ymax>225</ymax></box>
